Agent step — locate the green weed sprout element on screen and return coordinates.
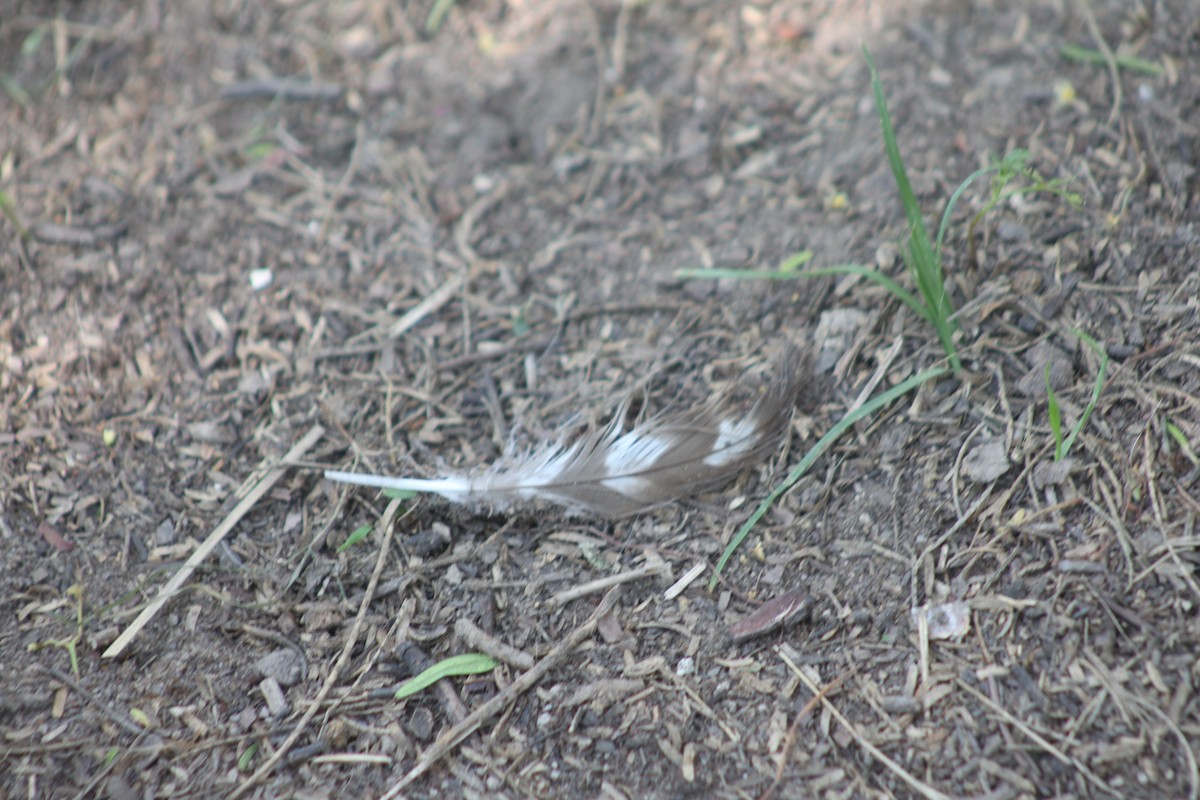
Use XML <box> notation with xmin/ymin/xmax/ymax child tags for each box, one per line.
<box><xmin>1164</xmin><ymin>419</ymin><xmax>1200</xmax><ymax>466</ymax></box>
<box><xmin>1045</xmin><ymin>330</ymin><xmax>1109</xmax><ymax>461</ymax></box>
<box><xmin>942</xmin><ymin>149</ymin><xmax>1081</xmax><ymax>268</ymax></box>
<box><xmin>681</xmin><ymin>51</ymin><xmax>1081</xmax><ymax>377</ymax></box>
<box><xmin>27</xmin><ymin>584</ymin><xmax>85</xmax><ymax>675</ymax></box>
<box><xmin>426</xmin><ymin>0</ymin><xmax>458</xmax><ymax>34</ymax></box>
<box><xmin>238</xmin><ymin>743</ymin><xmax>258</xmax><ymax>772</ymax></box>
<box><xmin>1045</xmin><ymin>363</ymin><xmax>1064</xmax><ymax>456</ymax></box>
<box><xmin>863</xmin><ymin>49</ymin><xmax>963</xmax><ymax>372</ymax></box>
<box><xmin>338</xmin><ymin>523</ymin><xmax>373</xmax><ymax>553</ymax></box>
<box><xmin>338</xmin><ymin>489</ymin><xmax>415</xmax><ymax>552</ymax></box>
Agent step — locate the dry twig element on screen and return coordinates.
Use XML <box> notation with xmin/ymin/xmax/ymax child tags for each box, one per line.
<box><xmin>33</xmin><ymin>663</ymin><xmax>144</xmax><ymax>737</ymax></box>
<box><xmin>956</xmin><ymin>677</ymin><xmax>1115</xmax><ymax>795</ymax></box>
<box><xmin>788</xmin><ymin>664</ymin><xmax>951</xmax><ymax>800</ymax></box>
<box><xmin>103</xmin><ymin>425</ymin><xmax>325</xmax><ymax>658</ymax></box>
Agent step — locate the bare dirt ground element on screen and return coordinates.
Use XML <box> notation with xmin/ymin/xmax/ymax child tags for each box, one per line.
<box><xmin>3</xmin><ymin>0</ymin><xmax>1199</xmax><ymax>797</ymax></box>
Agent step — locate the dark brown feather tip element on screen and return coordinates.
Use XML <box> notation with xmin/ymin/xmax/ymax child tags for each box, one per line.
<box><xmin>462</xmin><ymin>348</ymin><xmax>803</xmax><ymax>516</ymax></box>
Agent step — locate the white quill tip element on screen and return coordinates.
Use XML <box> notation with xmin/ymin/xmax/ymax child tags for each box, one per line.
<box><xmin>323</xmin><ymin>470</ymin><xmax>470</xmax><ymax>501</ymax></box>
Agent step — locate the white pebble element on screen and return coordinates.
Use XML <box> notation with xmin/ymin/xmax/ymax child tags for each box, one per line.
<box><xmin>249</xmin><ymin>268</ymin><xmax>273</xmax><ymax>291</ymax></box>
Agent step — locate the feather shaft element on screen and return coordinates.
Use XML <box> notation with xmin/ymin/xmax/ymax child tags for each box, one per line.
<box><xmin>321</xmin><ymin>471</ymin><xmax>470</xmax><ymax>499</ymax></box>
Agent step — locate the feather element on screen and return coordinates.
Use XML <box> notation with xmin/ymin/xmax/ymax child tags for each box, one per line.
<box><xmin>325</xmin><ymin>351</ymin><xmax>802</xmax><ymax>517</ymax></box>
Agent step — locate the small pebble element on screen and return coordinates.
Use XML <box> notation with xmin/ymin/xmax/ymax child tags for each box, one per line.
<box><xmin>996</xmin><ymin>219</ymin><xmax>1027</xmax><ymax>241</ymax></box>
<box><xmin>254</xmin><ymin>648</ymin><xmax>304</xmax><ymax>688</ymax></box>
<box><xmin>407</xmin><ymin>707</ymin><xmax>434</xmax><ymax>741</ymax></box>
<box><xmin>259</xmin><ymin>677</ymin><xmax>290</xmax><ymax>718</ymax></box>
<box><xmin>154</xmin><ymin>518</ymin><xmax>177</xmax><ymax>547</ymax></box>
<box><xmin>473</xmin><ymin>173</ymin><xmax>496</xmax><ymax>193</ymax></box>
<box><xmin>249</xmin><ymin>268</ymin><xmax>273</xmax><ymax>291</ymax></box>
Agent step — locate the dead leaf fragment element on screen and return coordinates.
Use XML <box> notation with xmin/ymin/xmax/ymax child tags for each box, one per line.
<box><xmin>37</xmin><ymin>522</ymin><xmax>75</xmax><ymax>553</ymax></box>
<box><xmin>730</xmin><ymin>589</ymin><xmax>811</xmax><ymax>643</ymax></box>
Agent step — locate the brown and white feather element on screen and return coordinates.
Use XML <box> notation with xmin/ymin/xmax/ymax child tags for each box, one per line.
<box><xmin>325</xmin><ymin>351</ymin><xmax>802</xmax><ymax>517</ymax></box>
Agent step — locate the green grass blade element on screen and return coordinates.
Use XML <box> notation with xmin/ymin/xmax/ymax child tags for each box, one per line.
<box><xmin>0</xmin><ymin>74</ymin><xmax>32</xmax><ymax>109</ymax></box>
<box><xmin>238</xmin><ymin>743</ymin><xmax>258</xmax><ymax>772</ymax></box>
<box><xmin>902</xmin><ymin>244</ymin><xmax>961</xmax><ymax>372</ymax></box>
<box><xmin>1045</xmin><ymin>363</ymin><xmax>1064</xmax><ymax>460</ymax></box>
<box><xmin>0</xmin><ymin>190</ymin><xmax>30</xmax><ymax>239</ymax></box>
<box><xmin>1059</xmin><ymin>44</ymin><xmax>1162</xmax><ymax>75</ymax></box>
<box><xmin>337</xmin><ymin>490</ymin><xmax>414</xmax><ymax>553</ymax></box>
<box><xmin>936</xmin><ymin>162</ymin><xmax>1003</xmax><ymax>255</ymax></box>
<box><xmin>710</xmin><ymin>365</ymin><xmax>950</xmax><ymax>589</ymax></box>
<box><xmin>1164</xmin><ymin>419</ymin><xmax>1200</xmax><ymax>466</ymax></box>
<box><xmin>675</xmin><ymin>268</ymin><xmax>818</xmax><ymax>281</ymax></box>
<box><xmin>1058</xmin><ymin>330</ymin><xmax>1109</xmax><ymax>459</ymax></box>
<box><xmin>21</xmin><ymin>25</ymin><xmax>47</xmax><ymax>58</ymax></box>
<box><xmin>425</xmin><ymin>0</ymin><xmax>458</xmax><ymax>34</ymax></box>
<box><xmin>395</xmin><ymin>653</ymin><xmax>499</xmax><ymax>700</ymax></box>
<box><xmin>865</xmin><ymin>48</ymin><xmax>961</xmax><ymax>372</ymax></box>
<box><xmin>673</xmin><ymin>250</ymin><xmax>813</xmax><ymax>281</ymax></box>
<box><xmin>775</xmin><ymin>250</ymin><xmax>815</xmax><ymax>272</ymax></box>
<box><xmin>865</xmin><ymin>49</ymin><xmax>933</xmax><ymax>256</ymax></box>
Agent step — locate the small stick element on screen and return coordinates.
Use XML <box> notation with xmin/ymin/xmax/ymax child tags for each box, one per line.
<box><xmin>663</xmin><ymin>562</ymin><xmax>706</xmax><ymax>601</ymax></box>
<box><xmin>956</xmin><ymin>677</ymin><xmax>1113</xmax><ymax>795</ymax></box>
<box><xmin>759</xmin><ymin>666</ymin><xmax>851</xmax><ymax>800</ymax></box>
<box><xmin>33</xmin><ymin>663</ymin><xmax>144</xmax><ymax>737</ymax></box>
<box><xmin>791</xmin><ymin>664</ymin><xmax>951</xmax><ymax>800</ymax></box>
<box><xmin>1073</xmin><ymin>0</ymin><xmax>1122</xmax><ymax>127</ymax></box>
<box><xmin>550</xmin><ymin>563</ymin><xmax>668</xmax><ymax>607</ymax></box>
<box><xmin>454</xmin><ymin>618</ymin><xmax>535</xmax><ymax>671</ymax></box>
<box><xmin>231</xmin><ymin>496</ymin><xmax>404</xmax><ymax>799</ymax></box>
<box><xmin>103</xmin><ymin>425</ymin><xmax>325</xmax><ymax>658</ymax></box>
<box><xmin>387</xmin><ymin>274</ymin><xmax>465</xmax><ymax>340</ymax></box>
<box><xmin>381</xmin><ymin>587</ymin><xmax>621</xmax><ymax>797</ymax></box>
<box><xmin>31</xmin><ymin>220</ymin><xmax>129</xmax><ymax>246</ymax></box>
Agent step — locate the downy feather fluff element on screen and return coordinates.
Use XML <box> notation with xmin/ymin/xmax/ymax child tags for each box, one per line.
<box><xmin>325</xmin><ymin>352</ymin><xmax>801</xmax><ymax>517</ymax></box>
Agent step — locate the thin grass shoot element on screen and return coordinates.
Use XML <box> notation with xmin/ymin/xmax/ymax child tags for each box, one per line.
<box><xmin>711</xmin><ymin>365</ymin><xmax>950</xmax><ymax>588</ymax></box>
